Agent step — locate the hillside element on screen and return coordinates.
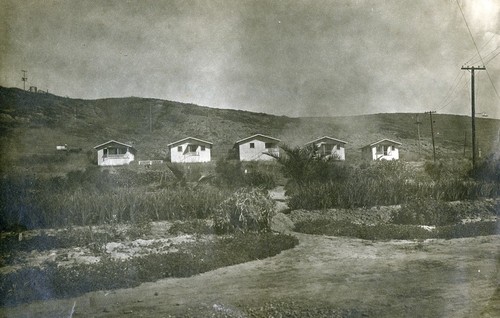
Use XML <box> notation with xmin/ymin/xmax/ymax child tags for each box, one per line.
<box><xmin>1</xmin><ymin>86</ymin><xmax>499</xmax><ymax>173</ymax></box>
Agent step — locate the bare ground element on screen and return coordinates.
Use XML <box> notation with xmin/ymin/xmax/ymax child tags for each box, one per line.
<box><xmin>1</xmin><ymin>230</ymin><xmax>499</xmax><ymax>317</ymax></box>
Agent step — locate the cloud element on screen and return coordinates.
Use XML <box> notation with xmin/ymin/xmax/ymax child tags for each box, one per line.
<box><xmin>0</xmin><ymin>0</ymin><xmax>498</xmax><ymax>118</ymax></box>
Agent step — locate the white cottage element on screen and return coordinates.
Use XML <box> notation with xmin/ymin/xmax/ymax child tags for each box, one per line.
<box><xmin>234</xmin><ymin>134</ymin><xmax>280</xmax><ymax>161</ymax></box>
<box><xmin>167</xmin><ymin>137</ymin><xmax>212</xmax><ymax>163</ymax></box>
<box><xmin>94</xmin><ymin>140</ymin><xmax>136</xmax><ymax>166</ymax></box>
<box><xmin>362</xmin><ymin>139</ymin><xmax>402</xmax><ymax>161</ymax></box>
<box><xmin>305</xmin><ymin>136</ymin><xmax>347</xmax><ymax>161</ymax></box>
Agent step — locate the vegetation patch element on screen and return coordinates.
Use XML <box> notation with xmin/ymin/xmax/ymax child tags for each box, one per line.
<box><xmin>0</xmin><ymin>233</ymin><xmax>298</xmax><ymax>306</ymax></box>
<box><xmin>293</xmin><ymin>219</ymin><xmax>498</xmax><ymax>240</ymax></box>
<box><xmin>392</xmin><ymin>198</ymin><xmax>498</xmax><ymax>226</ymax></box>
<box><xmin>273</xmin><ymin>147</ymin><xmax>500</xmax><ymax>210</ymax></box>
<box><xmin>213</xmin><ymin>187</ymin><xmax>275</xmax><ymax>234</ymax></box>
<box><xmin>214</xmin><ymin>159</ymin><xmax>279</xmax><ymax>189</ymax></box>
<box><xmin>168</xmin><ymin>219</ymin><xmax>214</xmax><ymax>235</ymax></box>
<box><xmin>184</xmin><ymin>300</ymin><xmax>370</xmax><ymax>318</ymax></box>
<box><xmin>0</xmin><ymin>170</ymin><xmax>231</xmax><ymax>230</ymax></box>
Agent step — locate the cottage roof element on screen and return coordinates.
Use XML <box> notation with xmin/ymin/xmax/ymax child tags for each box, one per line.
<box><xmin>362</xmin><ymin>139</ymin><xmax>402</xmax><ymax>148</ymax></box>
<box><xmin>167</xmin><ymin>137</ymin><xmax>213</xmax><ymax>148</ymax></box>
<box><xmin>94</xmin><ymin>140</ymin><xmax>135</xmax><ymax>150</ymax></box>
<box><xmin>234</xmin><ymin>134</ymin><xmax>281</xmax><ymax>145</ymax></box>
<box><xmin>305</xmin><ymin>136</ymin><xmax>348</xmax><ymax>146</ymax></box>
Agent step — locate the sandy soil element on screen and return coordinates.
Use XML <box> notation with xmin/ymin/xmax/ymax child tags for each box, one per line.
<box><xmin>1</xmin><ymin>229</ymin><xmax>499</xmax><ymax>317</ymax></box>
<box><xmin>1</xmin><ymin>187</ymin><xmax>499</xmax><ymax>317</ymax></box>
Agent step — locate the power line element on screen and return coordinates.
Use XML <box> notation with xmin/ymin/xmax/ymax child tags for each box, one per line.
<box><xmin>484</xmin><ymin>49</ymin><xmax>500</xmax><ymax>65</ymax></box>
<box><xmin>463</xmin><ymin>34</ymin><xmax>496</xmax><ymax>65</ymax></box>
<box><xmin>456</xmin><ymin>0</ymin><xmax>500</xmax><ymax>105</ymax></box>
<box><xmin>455</xmin><ymin>0</ymin><xmax>485</xmax><ymax>66</ymax></box>
<box><xmin>435</xmin><ymin>71</ymin><xmax>463</xmax><ymax>109</ymax></box>
<box><xmin>470</xmin><ymin>47</ymin><xmax>500</xmax><ymax>66</ymax></box>
<box><xmin>435</xmin><ymin>73</ymin><xmax>469</xmax><ymax>112</ymax></box>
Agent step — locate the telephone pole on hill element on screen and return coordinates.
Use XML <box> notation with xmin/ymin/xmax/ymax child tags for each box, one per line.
<box><xmin>426</xmin><ymin>111</ymin><xmax>436</xmax><ymax>162</ymax></box>
<box><xmin>415</xmin><ymin>114</ymin><xmax>422</xmax><ymax>156</ymax></box>
<box><xmin>461</xmin><ymin>65</ymin><xmax>485</xmax><ymax>169</ymax></box>
<box><xmin>21</xmin><ymin>70</ymin><xmax>27</xmax><ymax>90</ymax></box>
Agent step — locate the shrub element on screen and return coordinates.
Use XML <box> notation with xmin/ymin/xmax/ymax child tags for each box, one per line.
<box><xmin>424</xmin><ymin>159</ymin><xmax>471</xmax><ymax>181</ymax></box>
<box><xmin>294</xmin><ymin>219</ymin><xmax>498</xmax><ymax>240</ymax></box>
<box><xmin>273</xmin><ymin>144</ymin><xmax>346</xmax><ymax>186</ymax></box>
<box><xmin>436</xmin><ymin>221</ymin><xmax>498</xmax><ymax>238</ymax></box>
<box><xmin>213</xmin><ymin>188</ymin><xmax>276</xmax><ymax>234</ymax></box>
<box><xmin>215</xmin><ymin>158</ymin><xmax>244</xmax><ymax>187</ymax></box>
<box><xmin>293</xmin><ymin>219</ymin><xmax>433</xmax><ymax>240</ymax></box>
<box><xmin>168</xmin><ymin>219</ymin><xmax>214</xmax><ymax>235</ymax></box>
<box><xmin>243</xmin><ymin>169</ymin><xmax>276</xmax><ymax>189</ymax></box>
<box><xmin>471</xmin><ymin>155</ymin><xmax>500</xmax><ymax>182</ymax></box>
<box><xmin>391</xmin><ymin>198</ymin><xmax>462</xmax><ymax>226</ymax></box>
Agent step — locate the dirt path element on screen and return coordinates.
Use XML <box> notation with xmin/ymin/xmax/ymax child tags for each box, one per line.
<box><xmin>2</xmin><ymin>231</ymin><xmax>499</xmax><ymax>317</ymax></box>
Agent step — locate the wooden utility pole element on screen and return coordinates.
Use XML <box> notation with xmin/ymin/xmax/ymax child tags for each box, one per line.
<box><xmin>463</xmin><ymin>131</ymin><xmax>467</xmax><ymax>158</ymax></box>
<box><xmin>426</xmin><ymin>111</ymin><xmax>437</xmax><ymax>162</ymax></box>
<box><xmin>21</xmin><ymin>70</ymin><xmax>27</xmax><ymax>90</ymax></box>
<box><xmin>461</xmin><ymin>65</ymin><xmax>485</xmax><ymax>169</ymax></box>
<box><xmin>415</xmin><ymin>114</ymin><xmax>422</xmax><ymax>156</ymax></box>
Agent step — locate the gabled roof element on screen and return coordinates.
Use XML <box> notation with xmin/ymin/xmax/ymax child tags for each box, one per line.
<box><xmin>167</xmin><ymin>137</ymin><xmax>213</xmax><ymax>148</ymax></box>
<box><xmin>94</xmin><ymin>140</ymin><xmax>135</xmax><ymax>150</ymax></box>
<box><xmin>362</xmin><ymin>139</ymin><xmax>402</xmax><ymax>148</ymax></box>
<box><xmin>234</xmin><ymin>134</ymin><xmax>281</xmax><ymax>145</ymax></box>
<box><xmin>305</xmin><ymin>136</ymin><xmax>348</xmax><ymax>145</ymax></box>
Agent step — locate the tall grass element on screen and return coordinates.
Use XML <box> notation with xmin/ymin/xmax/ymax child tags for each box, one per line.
<box><xmin>0</xmin><ymin>159</ymin><xmax>283</xmax><ymax>230</ymax></box>
<box><xmin>288</xmin><ymin>175</ymin><xmax>500</xmax><ymax>210</ymax></box>
<box><xmin>276</xmin><ymin>145</ymin><xmax>500</xmax><ymax>210</ymax></box>
<box><xmin>0</xmin><ymin>172</ymin><xmax>230</xmax><ymax>230</ymax></box>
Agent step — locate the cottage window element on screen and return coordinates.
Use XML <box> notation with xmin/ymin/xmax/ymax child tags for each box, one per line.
<box><xmin>177</xmin><ymin>146</ymin><xmax>182</xmax><ymax>152</ymax></box>
<box><xmin>250</xmin><ymin>143</ymin><xmax>255</xmax><ymax>148</ymax></box>
<box><xmin>104</xmin><ymin>147</ymin><xmax>127</xmax><ymax>156</ymax></box>
<box><xmin>322</xmin><ymin>144</ymin><xmax>334</xmax><ymax>155</ymax></box>
<box><xmin>189</xmin><ymin>145</ymin><xmax>198</xmax><ymax>152</ymax></box>
<box><xmin>384</xmin><ymin>146</ymin><xmax>388</xmax><ymax>155</ymax></box>
<box><xmin>200</xmin><ymin>145</ymin><xmax>206</xmax><ymax>151</ymax></box>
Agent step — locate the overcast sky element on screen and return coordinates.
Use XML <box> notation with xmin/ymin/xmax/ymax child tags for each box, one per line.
<box><xmin>1</xmin><ymin>0</ymin><xmax>499</xmax><ymax>118</ymax></box>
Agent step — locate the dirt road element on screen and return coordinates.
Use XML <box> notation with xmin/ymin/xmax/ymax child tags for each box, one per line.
<box><xmin>1</xmin><ymin>229</ymin><xmax>498</xmax><ymax>317</ymax></box>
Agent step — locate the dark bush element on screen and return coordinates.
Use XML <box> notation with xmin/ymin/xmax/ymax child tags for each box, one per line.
<box><xmin>391</xmin><ymin>198</ymin><xmax>463</xmax><ymax>226</ymax></box>
<box><xmin>215</xmin><ymin>158</ymin><xmax>244</xmax><ymax>187</ymax></box>
<box><xmin>294</xmin><ymin>219</ymin><xmax>498</xmax><ymax>240</ymax></box>
<box><xmin>471</xmin><ymin>155</ymin><xmax>500</xmax><ymax>182</ymax></box>
<box><xmin>243</xmin><ymin>169</ymin><xmax>276</xmax><ymax>189</ymax></box>
<box><xmin>213</xmin><ymin>188</ymin><xmax>275</xmax><ymax>234</ymax></box>
<box><xmin>294</xmin><ymin>219</ymin><xmax>433</xmax><ymax>240</ymax></box>
<box><xmin>424</xmin><ymin>159</ymin><xmax>471</xmax><ymax>181</ymax></box>
<box><xmin>168</xmin><ymin>220</ymin><xmax>214</xmax><ymax>235</ymax></box>
<box><xmin>436</xmin><ymin>221</ymin><xmax>498</xmax><ymax>238</ymax></box>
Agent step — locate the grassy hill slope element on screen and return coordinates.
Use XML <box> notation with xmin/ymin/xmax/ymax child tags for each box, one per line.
<box><xmin>1</xmin><ymin>86</ymin><xmax>499</xmax><ymax>173</ymax></box>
